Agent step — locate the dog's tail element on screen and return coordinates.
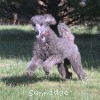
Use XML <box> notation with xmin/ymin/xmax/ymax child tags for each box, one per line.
<box><xmin>57</xmin><ymin>23</ymin><xmax>75</xmax><ymax>42</ymax></box>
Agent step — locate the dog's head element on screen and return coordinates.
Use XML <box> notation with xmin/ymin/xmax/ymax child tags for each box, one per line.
<box><xmin>34</xmin><ymin>24</ymin><xmax>50</xmax><ymax>42</ymax></box>
<box><xmin>31</xmin><ymin>14</ymin><xmax>56</xmax><ymax>42</ymax></box>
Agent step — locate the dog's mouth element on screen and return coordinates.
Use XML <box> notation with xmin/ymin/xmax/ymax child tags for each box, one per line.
<box><xmin>35</xmin><ymin>31</ymin><xmax>49</xmax><ymax>43</ymax></box>
<box><xmin>36</xmin><ymin>34</ymin><xmax>40</xmax><ymax>39</ymax></box>
<box><xmin>36</xmin><ymin>34</ymin><xmax>46</xmax><ymax>43</ymax></box>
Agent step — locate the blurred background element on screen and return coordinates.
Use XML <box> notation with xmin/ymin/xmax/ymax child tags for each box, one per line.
<box><xmin>0</xmin><ymin>0</ymin><xmax>100</xmax><ymax>26</ymax></box>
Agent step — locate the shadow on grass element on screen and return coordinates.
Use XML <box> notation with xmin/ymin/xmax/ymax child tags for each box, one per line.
<box><xmin>75</xmin><ymin>34</ymin><xmax>100</xmax><ymax>69</ymax></box>
<box><xmin>0</xmin><ymin>28</ymin><xmax>100</xmax><ymax>69</ymax></box>
<box><xmin>1</xmin><ymin>74</ymin><xmax>65</xmax><ymax>86</ymax></box>
<box><xmin>0</xmin><ymin>29</ymin><xmax>35</xmax><ymax>59</ymax></box>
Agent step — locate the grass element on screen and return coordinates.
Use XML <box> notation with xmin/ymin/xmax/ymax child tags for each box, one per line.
<box><xmin>0</xmin><ymin>25</ymin><xmax>100</xmax><ymax>100</ymax></box>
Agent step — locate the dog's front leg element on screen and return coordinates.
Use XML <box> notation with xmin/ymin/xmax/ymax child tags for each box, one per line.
<box><xmin>43</xmin><ymin>55</ymin><xmax>62</xmax><ymax>75</ymax></box>
<box><xmin>27</xmin><ymin>57</ymin><xmax>43</xmax><ymax>76</ymax></box>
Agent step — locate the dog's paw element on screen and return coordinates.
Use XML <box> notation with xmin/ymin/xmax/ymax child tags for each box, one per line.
<box><xmin>66</xmin><ymin>72</ymin><xmax>72</xmax><ymax>79</ymax></box>
<box><xmin>78</xmin><ymin>74</ymin><xmax>85</xmax><ymax>81</ymax></box>
<box><xmin>26</xmin><ymin>70</ymin><xmax>33</xmax><ymax>76</ymax></box>
<box><xmin>45</xmin><ymin>71</ymin><xmax>49</xmax><ymax>75</ymax></box>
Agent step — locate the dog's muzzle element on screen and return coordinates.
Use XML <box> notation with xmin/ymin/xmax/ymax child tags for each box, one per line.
<box><xmin>36</xmin><ymin>34</ymin><xmax>40</xmax><ymax>39</ymax></box>
<box><xmin>36</xmin><ymin>33</ymin><xmax>46</xmax><ymax>43</ymax></box>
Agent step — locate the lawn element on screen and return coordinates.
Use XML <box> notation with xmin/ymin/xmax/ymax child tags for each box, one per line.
<box><xmin>0</xmin><ymin>25</ymin><xmax>100</xmax><ymax>100</ymax></box>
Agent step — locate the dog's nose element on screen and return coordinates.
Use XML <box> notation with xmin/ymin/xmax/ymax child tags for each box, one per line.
<box><xmin>35</xmin><ymin>31</ymin><xmax>39</xmax><ymax>35</ymax></box>
<box><xmin>34</xmin><ymin>29</ymin><xmax>39</xmax><ymax>35</ymax></box>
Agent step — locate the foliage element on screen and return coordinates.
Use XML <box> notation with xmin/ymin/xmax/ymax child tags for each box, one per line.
<box><xmin>0</xmin><ymin>0</ymin><xmax>37</xmax><ymax>24</ymax></box>
<box><xmin>0</xmin><ymin>0</ymin><xmax>100</xmax><ymax>25</ymax></box>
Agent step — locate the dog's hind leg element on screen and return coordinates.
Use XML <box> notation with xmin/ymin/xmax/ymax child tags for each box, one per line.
<box><xmin>57</xmin><ymin>61</ymin><xmax>72</xmax><ymax>79</ymax></box>
<box><xmin>43</xmin><ymin>55</ymin><xmax>62</xmax><ymax>75</ymax></box>
<box><xmin>68</xmin><ymin>52</ymin><xmax>85</xmax><ymax>80</ymax></box>
<box><xmin>27</xmin><ymin>57</ymin><xmax>43</xmax><ymax>76</ymax></box>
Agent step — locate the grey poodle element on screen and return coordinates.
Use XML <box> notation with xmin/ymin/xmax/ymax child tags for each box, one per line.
<box><xmin>34</xmin><ymin>24</ymin><xmax>85</xmax><ymax>80</ymax></box>
<box><xmin>27</xmin><ymin>14</ymin><xmax>85</xmax><ymax>80</ymax></box>
<box><xmin>28</xmin><ymin>14</ymin><xmax>72</xmax><ymax>79</ymax></box>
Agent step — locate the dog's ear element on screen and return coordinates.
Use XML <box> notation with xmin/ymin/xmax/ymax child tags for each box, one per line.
<box><xmin>45</xmin><ymin>14</ymin><xmax>56</xmax><ymax>25</ymax></box>
<box><xmin>45</xmin><ymin>32</ymin><xmax>49</xmax><ymax>36</ymax></box>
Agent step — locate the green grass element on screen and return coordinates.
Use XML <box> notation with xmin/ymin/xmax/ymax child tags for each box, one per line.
<box><xmin>0</xmin><ymin>25</ymin><xmax>100</xmax><ymax>100</ymax></box>
<box><xmin>70</xmin><ymin>25</ymin><xmax>100</xmax><ymax>34</ymax></box>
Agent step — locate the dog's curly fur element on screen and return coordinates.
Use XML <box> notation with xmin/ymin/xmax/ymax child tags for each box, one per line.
<box><xmin>57</xmin><ymin>23</ymin><xmax>75</xmax><ymax>42</ymax></box>
<box><xmin>34</xmin><ymin>24</ymin><xmax>85</xmax><ymax>80</ymax></box>
<box><xmin>27</xmin><ymin>14</ymin><xmax>72</xmax><ymax>79</ymax></box>
<box><xmin>31</xmin><ymin>14</ymin><xmax>56</xmax><ymax>26</ymax></box>
<box><xmin>27</xmin><ymin>14</ymin><xmax>85</xmax><ymax>80</ymax></box>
